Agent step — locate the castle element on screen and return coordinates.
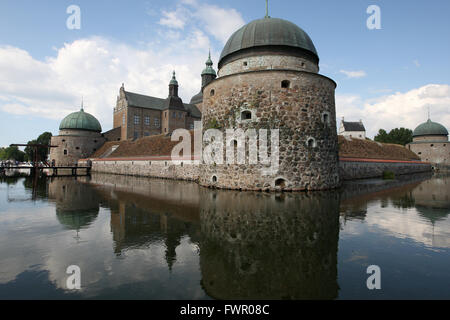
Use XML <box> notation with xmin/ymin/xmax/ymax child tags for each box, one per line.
<box><xmin>52</xmin><ymin>13</ymin><xmax>344</xmax><ymax>190</ymax></box>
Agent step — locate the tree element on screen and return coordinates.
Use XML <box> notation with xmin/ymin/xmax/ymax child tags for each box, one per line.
<box><xmin>374</xmin><ymin>127</ymin><xmax>413</xmax><ymax>146</ymax></box>
<box><xmin>24</xmin><ymin>132</ymin><xmax>53</xmax><ymax>162</ymax></box>
<box><xmin>0</xmin><ymin>146</ymin><xmax>26</xmax><ymax>162</ymax></box>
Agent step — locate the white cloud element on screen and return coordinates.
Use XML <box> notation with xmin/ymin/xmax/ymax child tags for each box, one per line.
<box><xmin>336</xmin><ymin>84</ymin><xmax>450</xmax><ymax>138</ymax></box>
<box><xmin>159</xmin><ymin>7</ymin><xmax>190</xmax><ymax>29</ymax></box>
<box><xmin>159</xmin><ymin>0</ymin><xmax>245</xmax><ymax>44</ymax></box>
<box><xmin>193</xmin><ymin>3</ymin><xmax>245</xmax><ymax>44</ymax></box>
<box><xmin>0</xmin><ymin>1</ymin><xmax>244</xmax><ymax>136</ymax></box>
<box><xmin>340</xmin><ymin>70</ymin><xmax>367</xmax><ymax>79</ymax></box>
<box><xmin>0</xmin><ymin>36</ymin><xmax>210</xmax><ymax>132</ymax></box>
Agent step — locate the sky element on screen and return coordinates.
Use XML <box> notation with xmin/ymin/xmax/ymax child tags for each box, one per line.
<box><xmin>0</xmin><ymin>0</ymin><xmax>449</xmax><ymax>147</ymax></box>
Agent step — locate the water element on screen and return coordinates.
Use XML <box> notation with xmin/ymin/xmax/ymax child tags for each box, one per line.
<box><xmin>0</xmin><ymin>172</ymin><xmax>449</xmax><ymax>299</ymax></box>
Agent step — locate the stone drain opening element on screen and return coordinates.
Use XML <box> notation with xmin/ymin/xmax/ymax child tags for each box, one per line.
<box><xmin>275</xmin><ymin>178</ymin><xmax>286</xmax><ymax>189</ymax></box>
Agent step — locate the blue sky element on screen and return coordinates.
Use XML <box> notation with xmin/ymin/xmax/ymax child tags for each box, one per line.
<box><xmin>0</xmin><ymin>0</ymin><xmax>449</xmax><ymax>147</ymax></box>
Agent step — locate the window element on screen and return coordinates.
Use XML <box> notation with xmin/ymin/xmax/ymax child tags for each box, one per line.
<box><xmin>212</xmin><ymin>175</ymin><xmax>217</xmax><ymax>183</ymax></box>
<box><xmin>134</xmin><ymin>132</ymin><xmax>139</xmax><ymax>139</ymax></box>
<box><xmin>62</xmin><ymin>139</ymin><xmax>66</xmax><ymax>142</ymax></box>
<box><xmin>165</xmin><ymin>112</ymin><xmax>167</xmax><ymax>118</ymax></box>
<box><xmin>307</xmin><ymin>138</ymin><xmax>316</xmax><ymax>148</ymax></box>
<box><xmin>122</xmin><ymin>114</ymin><xmax>126</xmax><ymax>125</ymax></box>
<box><xmin>172</xmin><ymin>112</ymin><xmax>176</xmax><ymax>119</ymax></box>
<box><xmin>154</xmin><ymin>118</ymin><xmax>160</xmax><ymax>128</ymax></box>
<box><xmin>431</xmin><ymin>144</ymin><xmax>434</xmax><ymax>147</ymax></box>
<box><xmin>281</xmin><ymin>80</ymin><xmax>290</xmax><ymax>88</ymax></box>
<box><xmin>76</xmin><ymin>147</ymin><xmax>80</xmax><ymax>150</ymax></box>
<box><xmin>243</xmin><ymin>61</ymin><xmax>248</xmax><ymax>66</ymax></box>
<box><xmin>210</xmin><ymin>89</ymin><xmax>215</xmax><ymax>96</ymax></box>
<box><xmin>64</xmin><ymin>150</ymin><xmax>67</xmax><ymax>155</ymax></box>
<box><xmin>322</xmin><ymin>112</ymin><xmax>330</xmax><ymax>125</ymax></box>
<box><xmin>241</xmin><ymin>111</ymin><xmax>252</xmax><ymax>121</ymax></box>
<box><xmin>145</xmin><ymin>116</ymin><xmax>150</xmax><ymax>126</ymax></box>
<box><xmin>134</xmin><ymin>115</ymin><xmax>140</xmax><ymax>125</ymax></box>
<box><xmin>190</xmin><ymin>123</ymin><xmax>194</xmax><ymax>130</ymax></box>
<box><xmin>179</xmin><ymin>112</ymin><xmax>183</xmax><ymax>119</ymax></box>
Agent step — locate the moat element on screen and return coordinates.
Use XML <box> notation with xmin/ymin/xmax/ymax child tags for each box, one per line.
<box><xmin>0</xmin><ymin>172</ymin><xmax>449</xmax><ymax>299</ymax></box>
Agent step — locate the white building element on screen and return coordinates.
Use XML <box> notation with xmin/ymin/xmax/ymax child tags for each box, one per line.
<box><xmin>339</xmin><ymin>118</ymin><xmax>366</xmax><ymax>139</ymax></box>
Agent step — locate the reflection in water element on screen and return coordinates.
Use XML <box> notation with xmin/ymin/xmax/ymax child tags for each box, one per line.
<box><xmin>199</xmin><ymin>191</ymin><xmax>340</xmax><ymax>300</ymax></box>
<box><xmin>0</xmin><ymin>172</ymin><xmax>449</xmax><ymax>299</ymax></box>
<box><xmin>48</xmin><ymin>178</ymin><xmax>100</xmax><ymax>232</ymax></box>
<box><xmin>340</xmin><ymin>173</ymin><xmax>450</xmax><ymax>249</ymax></box>
<box><xmin>88</xmin><ymin>174</ymin><xmax>201</xmax><ymax>271</ymax></box>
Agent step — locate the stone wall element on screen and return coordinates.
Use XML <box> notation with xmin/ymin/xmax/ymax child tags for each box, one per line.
<box><xmin>218</xmin><ymin>55</ymin><xmax>318</xmax><ymax>77</ymax></box>
<box><xmin>81</xmin><ymin>157</ymin><xmax>431</xmax><ymax>186</ymax></box>
<box><xmin>408</xmin><ymin>141</ymin><xmax>450</xmax><ymax>165</ymax></box>
<box><xmin>80</xmin><ymin>158</ymin><xmax>200</xmax><ymax>182</ymax></box>
<box><xmin>103</xmin><ymin>127</ymin><xmax>121</xmax><ymax>142</ymax></box>
<box><xmin>50</xmin><ymin>130</ymin><xmax>106</xmax><ymax>166</ymax></box>
<box><xmin>200</xmin><ymin>69</ymin><xmax>340</xmax><ymax>191</ymax></box>
<box><xmin>339</xmin><ymin>158</ymin><xmax>431</xmax><ymax>180</ymax></box>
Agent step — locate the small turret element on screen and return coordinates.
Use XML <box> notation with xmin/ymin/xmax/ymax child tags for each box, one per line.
<box><xmin>169</xmin><ymin>71</ymin><xmax>179</xmax><ymax>97</ymax></box>
<box><xmin>201</xmin><ymin>51</ymin><xmax>217</xmax><ymax>89</ymax></box>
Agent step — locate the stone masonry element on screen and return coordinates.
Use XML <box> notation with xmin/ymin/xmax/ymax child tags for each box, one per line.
<box><xmin>199</xmin><ymin>69</ymin><xmax>340</xmax><ymax>191</ymax></box>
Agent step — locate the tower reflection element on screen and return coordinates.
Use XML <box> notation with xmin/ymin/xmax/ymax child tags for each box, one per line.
<box><xmin>198</xmin><ymin>190</ymin><xmax>340</xmax><ymax>300</ymax></box>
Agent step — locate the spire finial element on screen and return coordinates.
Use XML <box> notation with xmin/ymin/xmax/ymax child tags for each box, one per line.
<box><xmin>428</xmin><ymin>105</ymin><xmax>431</xmax><ymax>120</ymax></box>
<box><xmin>205</xmin><ymin>50</ymin><xmax>213</xmax><ymax>67</ymax></box>
<box><xmin>265</xmin><ymin>0</ymin><xmax>269</xmax><ymax>18</ymax></box>
<box><xmin>81</xmin><ymin>96</ymin><xmax>84</xmax><ymax>111</ymax></box>
<box><xmin>169</xmin><ymin>70</ymin><xmax>178</xmax><ymax>86</ymax></box>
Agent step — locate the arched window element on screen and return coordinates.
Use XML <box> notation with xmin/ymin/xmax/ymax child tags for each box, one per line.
<box><xmin>212</xmin><ymin>175</ymin><xmax>218</xmax><ymax>183</ymax></box>
<box><xmin>281</xmin><ymin>80</ymin><xmax>290</xmax><ymax>88</ymax></box>
<box><xmin>210</xmin><ymin>89</ymin><xmax>215</xmax><ymax>96</ymax></box>
<box><xmin>241</xmin><ymin>111</ymin><xmax>252</xmax><ymax>120</ymax></box>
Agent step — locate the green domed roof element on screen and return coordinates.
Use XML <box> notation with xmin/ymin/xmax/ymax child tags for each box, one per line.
<box><xmin>59</xmin><ymin>108</ymin><xmax>102</xmax><ymax>132</ymax></box>
<box><xmin>219</xmin><ymin>17</ymin><xmax>318</xmax><ymax>67</ymax></box>
<box><xmin>413</xmin><ymin>119</ymin><xmax>448</xmax><ymax>137</ymax></box>
<box><xmin>202</xmin><ymin>52</ymin><xmax>217</xmax><ymax>76</ymax></box>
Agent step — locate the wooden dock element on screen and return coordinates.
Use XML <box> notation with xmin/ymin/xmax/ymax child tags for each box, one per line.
<box><xmin>0</xmin><ymin>166</ymin><xmax>91</xmax><ymax>177</ymax></box>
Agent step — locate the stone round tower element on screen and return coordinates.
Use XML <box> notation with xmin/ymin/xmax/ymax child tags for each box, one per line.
<box><xmin>199</xmin><ymin>16</ymin><xmax>340</xmax><ymax>191</ymax></box>
<box><xmin>50</xmin><ymin>106</ymin><xmax>106</xmax><ymax>166</ymax></box>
